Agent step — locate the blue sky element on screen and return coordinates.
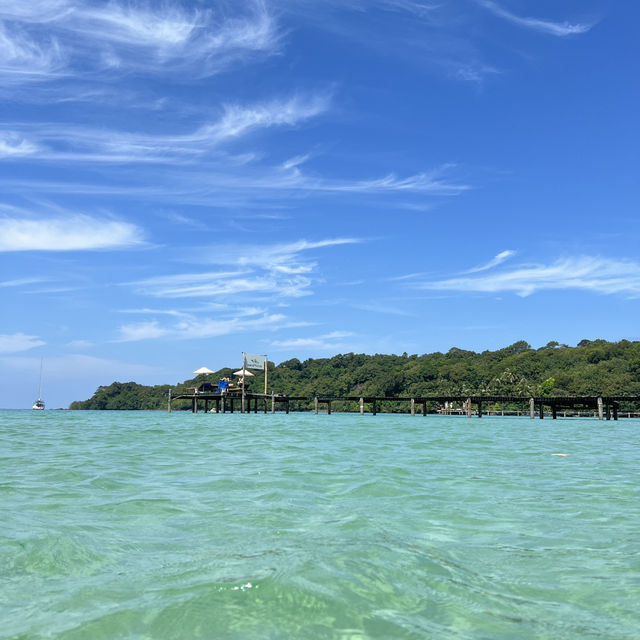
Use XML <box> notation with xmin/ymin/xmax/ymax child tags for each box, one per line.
<box><xmin>1</xmin><ymin>0</ymin><xmax>638</xmax><ymax>408</ymax></box>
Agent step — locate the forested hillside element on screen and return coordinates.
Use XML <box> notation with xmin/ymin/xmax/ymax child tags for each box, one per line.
<box><xmin>68</xmin><ymin>339</ymin><xmax>640</xmax><ymax>410</ymax></box>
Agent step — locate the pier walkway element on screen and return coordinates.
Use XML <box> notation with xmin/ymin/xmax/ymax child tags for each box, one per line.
<box><xmin>168</xmin><ymin>389</ymin><xmax>640</xmax><ymax>420</ymax></box>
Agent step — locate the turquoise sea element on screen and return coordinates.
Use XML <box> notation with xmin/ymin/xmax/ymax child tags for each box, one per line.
<box><xmin>1</xmin><ymin>410</ymin><xmax>639</xmax><ymax>639</ymax></box>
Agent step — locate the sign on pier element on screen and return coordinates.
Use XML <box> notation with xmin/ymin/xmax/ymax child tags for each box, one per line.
<box><xmin>244</xmin><ymin>353</ymin><xmax>266</xmax><ymax>369</ymax></box>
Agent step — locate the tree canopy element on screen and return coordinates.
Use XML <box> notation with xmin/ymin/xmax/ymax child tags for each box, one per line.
<box><xmin>68</xmin><ymin>339</ymin><xmax>640</xmax><ymax>410</ymax></box>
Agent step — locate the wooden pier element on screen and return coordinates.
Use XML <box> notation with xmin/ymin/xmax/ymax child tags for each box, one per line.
<box><xmin>169</xmin><ymin>389</ymin><xmax>640</xmax><ymax>420</ymax></box>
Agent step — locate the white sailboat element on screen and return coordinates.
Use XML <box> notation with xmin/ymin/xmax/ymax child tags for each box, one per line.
<box><xmin>32</xmin><ymin>359</ymin><xmax>45</xmax><ymax>410</ymax></box>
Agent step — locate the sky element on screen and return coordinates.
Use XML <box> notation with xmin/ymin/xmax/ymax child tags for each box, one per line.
<box><xmin>1</xmin><ymin>0</ymin><xmax>639</xmax><ymax>409</ymax></box>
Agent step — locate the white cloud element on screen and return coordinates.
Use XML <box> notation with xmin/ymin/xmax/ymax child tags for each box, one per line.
<box><xmin>271</xmin><ymin>331</ymin><xmax>354</xmax><ymax>350</ymax></box>
<box><xmin>0</xmin><ymin>277</ymin><xmax>51</xmax><ymax>288</ymax></box>
<box><xmin>323</xmin><ymin>168</ymin><xmax>470</xmax><ymax>195</ymax></box>
<box><xmin>117</xmin><ymin>321</ymin><xmax>169</xmax><ymax>342</ymax></box>
<box><xmin>118</xmin><ymin>308</ymin><xmax>193</xmax><ymax>318</ymax></box>
<box><xmin>351</xmin><ymin>303</ymin><xmax>414</xmax><ymax>316</ymax></box>
<box><xmin>0</xmin><ymin>213</ymin><xmax>143</xmax><ymax>251</ymax></box>
<box><xmin>466</xmin><ymin>249</ymin><xmax>515</xmax><ymax>273</ymax></box>
<box><xmin>210</xmin><ymin>94</ymin><xmax>330</xmax><ymax>142</ymax></box>
<box><xmin>131</xmin><ymin>238</ymin><xmax>361</xmax><ymax>300</ymax></box>
<box><xmin>0</xmin><ymin>0</ymin><xmax>280</xmax><ymax>81</ymax></box>
<box><xmin>0</xmin><ymin>22</ymin><xmax>64</xmax><ymax>82</ymax></box>
<box><xmin>0</xmin><ymin>1</ymin><xmax>71</xmax><ymax>23</ymax></box>
<box><xmin>281</xmin><ymin>154</ymin><xmax>311</xmax><ymax>171</ymax></box>
<box><xmin>78</xmin><ymin>4</ymin><xmax>200</xmax><ymax>49</ymax></box>
<box><xmin>119</xmin><ymin>238</ymin><xmax>358</xmax><ymax>343</ymax></box>
<box><xmin>184</xmin><ymin>163</ymin><xmax>470</xmax><ymax>199</ymax></box>
<box><xmin>134</xmin><ymin>271</ymin><xmax>312</xmax><ymax>299</ymax></box>
<box><xmin>66</xmin><ymin>339</ymin><xmax>93</xmax><ymax>349</ymax></box>
<box><xmin>175</xmin><ymin>313</ymin><xmax>291</xmax><ymax>339</ymax></box>
<box><xmin>115</xmin><ymin>310</ymin><xmax>297</xmax><ymax>342</ymax></box>
<box><xmin>206</xmin><ymin>238</ymin><xmax>360</xmax><ymax>269</ymax></box>
<box><xmin>418</xmin><ymin>256</ymin><xmax>640</xmax><ymax>297</ymax></box>
<box><xmin>0</xmin><ymin>333</ymin><xmax>46</xmax><ymax>354</ymax></box>
<box><xmin>455</xmin><ymin>64</ymin><xmax>500</xmax><ymax>84</ymax></box>
<box><xmin>0</xmin><ymin>160</ymin><xmax>471</xmax><ymax>203</ymax></box>
<box><xmin>1</xmin><ymin>93</ymin><xmax>330</xmax><ymax>164</ymax></box>
<box><xmin>378</xmin><ymin>0</ymin><xmax>440</xmax><ymax>16</ymax></box>
<box><xmin>0</xmin><ymin>132</ymin><xmax>40</xmax><ymax>157</ymax></box>
<box><xmin>279</xmin><ymin>0</ymin><xmax>501</xmax><ymax>86</ymax></box>
<box><xmin>476</xmin><ymin>1</ymin><xmax>594</xmax><ymax>37</ymax></box>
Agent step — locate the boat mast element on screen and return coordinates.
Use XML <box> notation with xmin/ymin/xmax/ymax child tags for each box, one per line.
<box><xmin>37</xmin><ymin>358</ymin><xmax>43</xmax><ymax>400</ymax></box>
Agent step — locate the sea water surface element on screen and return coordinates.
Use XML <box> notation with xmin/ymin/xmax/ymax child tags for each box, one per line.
<box><xmin>1</xmin><ymin>410</ymin><xmax>638</xmax><ymax>639</ymax></box>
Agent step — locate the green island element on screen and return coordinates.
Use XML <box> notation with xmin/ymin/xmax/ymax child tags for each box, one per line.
<box><xmin>69</xmin><ymin>338</ymin><xmax>640</xmax><ymax>411</ymax></box>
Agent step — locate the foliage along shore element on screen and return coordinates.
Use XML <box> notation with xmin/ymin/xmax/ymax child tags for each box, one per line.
<box><xmin>68</xmin><ymin>339</ymin><xmax>640</xmax><ymax>410</ymax></box>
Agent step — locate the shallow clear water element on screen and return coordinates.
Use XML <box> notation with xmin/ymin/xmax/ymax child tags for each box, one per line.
<box><xmin>1</xmin><ymin>410</ymin><xmax>639</xmax><ymax>639</ymax></box>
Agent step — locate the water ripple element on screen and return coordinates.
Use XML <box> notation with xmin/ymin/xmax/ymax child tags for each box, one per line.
<box><xmin>1</xmin><ymin>410</ymin><xmax>639</xmax><ymax>639</ymax></box>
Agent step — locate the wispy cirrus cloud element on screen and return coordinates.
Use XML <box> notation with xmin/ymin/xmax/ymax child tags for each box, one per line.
<box><xmin>0</xmin><ymin>0</ymin><xmax>70</xmax><ymax>22</ymax></box>
<box><xmin>116</xmin><ymin>311</ymin><xmax>304</xmax><ymax>342</ymax></box>
<box><xmin>78</xmin><ymin>3</ymin><xmax>200</xmax><ymax>49</ymax></box>
<box><xmin>0</xmin><ymin>161</ymin><xmax>471</xmax><ymax>204</ymax></box>
<box><xmin>465</xmin><ymin>249</ymin><xmax>515</xmax><ymax>273</ymax></box>
<box><xmin>0</xmin><ymin>132</ymin><xmax>41</xmax><ymax>157</ymax></box>
<box><xmin>0</xmin><ymin>333</ymin><xmax>46</xmax><ymax>354</ymax></box>
<box><xmin>1</xmin><ymin>86</ymin><xmax>468</xmax><ymax>201</ymax></box>
<box><xmin>476</xmin><ymin>0</ymin><xmax>594</xmax><ymax>37</ymax></box>
<box><xmin>0</xmin><ymin>93</ymin><xmax>330</xmax><ymax>164</ymax></box>
<box><xmin>118</xmin><ymin>238</ymin><xmax>359</xmax><ymax>342</ymax></box>
<box><xmin>213</xmin><ymin>94</ymin><xmax>331</xmax><ymax>140</ymax></box>
<box><xmin>174</xmin><ymin>312</ymin><xmax>301</xmax><ymax>339</ymax></box>
<box><xmin>118</xmin><ymin>308</ymin><xmax>194</xmax><ymax>318</ymax></box>
<box><xmin>326</xmin><ymin>168</ymin><xmax>469</xmax><ymax>195</ymax></box>
<box><xmin>130</xmin><ymin>238</ymin><xmax>360</xmax><ymax>300</ymax></box>
<box><xmin>0</xmin><ymin>22</ymin><xmax>64</xmax><ymax>83</ymax></box>
<box><xmin>0</xmin><ymin>0</ymin><xmax>279</xmax><ymax>82</ymax></box>
<box><xmin>417</xmin><ymin>256</ymin><xmax>640</xmax><ymax>297</ymax></box>
<box><xmin>278</xmin><ymin>0</ymin><xmax>500</xmax><ymax>84</ymax></box>
<box><xmin>202</xmin><ymin>238</ymin><xmax>361</xmax><ymax>271</ymax></box>
<box><xmin>76</xmin><ymin>1</ymin><xmax>279</xmax><ymax>74</ymax></box>
<box><xmin>0</xmin><ymin>276</ymin><xmax>52</xmax><ymax>288</ymax></box>
<box><xmin>377</xmin><ymin>0</ymin><xmax>440</xmax><ymax>17</ymax></box>
<box><xmin>0</xmin><ymin>209</ymin><xmax>143</xmax><ymax>251</ymax></box>
<box><xmin>132</xmin><ymin>270</ymin><xmax>307</xmax><ymax>299</ymax></box>
<box><xmin>161</xmin><ymin>161</ymin><xmax>470</xmax><ymax>199</ymax></box>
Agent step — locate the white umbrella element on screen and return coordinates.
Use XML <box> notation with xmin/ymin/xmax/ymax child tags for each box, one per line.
<box><xmin>233</xmin><ymin>369</ymin><xmax>254</xmax><ymax>376</ymax></box>
<box><xmin>193</xmin><ymin>366</ymin><xmax>215</xmax><ymax>375</ymax></box>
